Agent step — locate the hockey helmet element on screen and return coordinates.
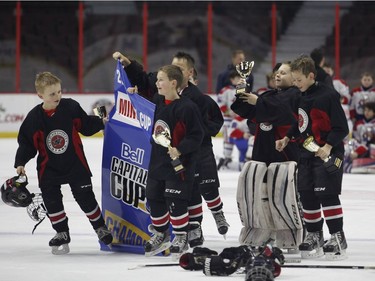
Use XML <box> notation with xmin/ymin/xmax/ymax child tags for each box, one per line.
<box><xmin>245</xmin><ymin>255</ymin><xmax>277</xmax><ymax>281</ymax></box>
<box><xmin>1</xmin><ymin>175</ymin><xmax>33</xmax><ymax>207</ymax></box>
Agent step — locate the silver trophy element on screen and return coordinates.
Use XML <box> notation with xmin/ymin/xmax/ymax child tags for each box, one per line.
<box><xmin>152</xmin><ymin>128</ymin><xmax>185</xmax><ymax>174</ymax></box>
<box><xmin>235</xmin><ymin>60</ymin><xmax>255</xmax><ymax>95</ymax></box>
<box><xmin>303</xmin><ymin>136</ymin><xmax>342</xmax><ymax>174</ymax></box>
<box><xmin>93</xmin><ymin>105</ymin><xmax>107</xmax><ymax>119</ymax></box>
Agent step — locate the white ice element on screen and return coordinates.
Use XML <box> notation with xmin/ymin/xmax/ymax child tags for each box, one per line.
<box><xmin>1</xmin><ymin>137</ymin><xmax>374</xmax><ymax>281</ymax></box>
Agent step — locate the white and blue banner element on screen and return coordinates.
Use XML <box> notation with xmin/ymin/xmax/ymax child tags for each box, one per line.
<box><xmin>100</xmin><ymin>61</ymin><xmax>155</xmax><ymax>253</ymax></box>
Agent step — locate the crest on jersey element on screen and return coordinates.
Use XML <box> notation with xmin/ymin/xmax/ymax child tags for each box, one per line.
<box><xmin>298</xmin><ymin>108</ymin><xmax>308</xmax><ymax>133</ymax></box>
<box><xmin>46</xmin><ymin>129</ymin><xmax>69</xmax><ymax>154</ymax></box>
<box><xmin>153</xmin><ymin>120</ymin><xmax>170</xmax><ymax>136</ymax></box>
<box><xmin>259</xmin><ymin>122</ymin><xmax>273</xmax><ymax>131</ymax></box>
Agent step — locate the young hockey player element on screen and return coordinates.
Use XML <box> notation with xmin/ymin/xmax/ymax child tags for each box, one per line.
<box><xmin>345</xmin><ymin>101</ymin><xmax>375</xmax><ymax>173</ymax></box>
<box><xmin>350</xmin><ymin>72</ymin><xmax>375</xmax><ymax>124</ymax></box>
<box><xmin>128</xmin><ymin>65</ymin><xmax>204</xmax><ymax>256</ymax></box>
<box><xmin>14</xmin><ymin>72</ymin><xmax>113</xmax><ymax>255</ymax></box>
<box><xmin>217</xmin><ymin>70</ymin><xmax>243</xmax><ymax>170</ymax></box>
<box><xmin>113</xmin><ymin>51</ymin><xmax>229</xmax><ymax>247</ymax></box>
<box><xmin>276</xmin><ymin>55</ymin><xmax>349</xmax><ymax>260</ymax></box>
<box><xmin>231</xmin><ymin>62</ymin><xmax>302</xmax><ymax>252</ymax></box>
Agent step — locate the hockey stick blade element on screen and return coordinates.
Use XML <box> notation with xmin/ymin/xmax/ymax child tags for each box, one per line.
<box><xmin>128</xmin><ymin>263</ymin><xmax>178</xmax><ymax>270</ymax></box>
<box><xmin>128</xmin><ymin>258</ymin><xmax>301</xmax><ymax>270</ymax></box>
<box><xmin>282</xmin><ymin>264</ymin><xmax>375</xmax><ymax>270</ymax></box>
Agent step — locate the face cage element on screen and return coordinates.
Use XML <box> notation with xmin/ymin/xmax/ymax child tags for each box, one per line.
<box><xmin>246</xmin><ymin>266</ymin><xmax>274</xmax><ymax>281</ymax></box>
<box><xmin>26</xmin><ymin>193</ymin><xmax>47</xmax><ymax>222</ymax></box>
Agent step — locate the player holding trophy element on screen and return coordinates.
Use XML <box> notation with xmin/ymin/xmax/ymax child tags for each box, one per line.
<box><xmin>276</xmin><ymin>55</ymin><xmax>349</xmax><ymax>260</ymax></box>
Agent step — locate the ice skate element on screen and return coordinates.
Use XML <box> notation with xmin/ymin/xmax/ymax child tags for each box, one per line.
<box><xmin>213</xmin><ymin>210</ymin><xmax>230</xmax><ymax>238</ymax></box>
<box><xmin>144</xmin><ymin>225</ymin><xmax>171</xmax><ymax>257</ymax></box>
<box><xmin>323</xmin><ymin>230</ymin><xmax>348</xmax><ymax>260</ymax></box>
<box><xmin>217</xmin><ymin>158</ymin><xmax>232</xmax><ymax>170</ymax></box>
<box><xmin>49</xmin><ymin>231</ymin><xmax>71</xmax><ymax>255</ymax></box>
<box><xmin>95</xmin><ymin>225</ymin><xmax>113</xmax><ymax>246</ymax></box>
<box><xmin>299</xmin><ymin>231</ymin><xmax>324</xmax><ymax>259</ymax></box>
<box><xmin>170</xmin><ymin>232</ymin><xmax>188</xmax><ymax>260</ymax></box>
<box><xmin>188</xmin><ymin>221</ymin><xmax>204</xmax><ymax>248</ymax></box>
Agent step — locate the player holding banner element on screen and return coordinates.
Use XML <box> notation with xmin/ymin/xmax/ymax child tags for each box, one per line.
<box><xmin>112</xmin><ymin>51</ymin><xmax>229</xmax><ymax>249</ymax></box>
<box><xmin>231</xmin><ymin>61</ymin><xmax>303</xmax><ymax>253</ymax></box>
<box><xmin>127</xmin><ymin>65</ymin><xmax>204</xmax><ymax>256</ymax></box>
<box><xmin>276</xmin><ymin>55</ymin><xmax>349</xmax><ymax>260</ymax></box>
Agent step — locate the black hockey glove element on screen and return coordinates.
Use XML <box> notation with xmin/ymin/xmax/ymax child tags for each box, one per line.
<box><xmin>203</xmin><ymin>255</ymin><xmax>240</xmax><ymax>276</ymax></box>
<box><xmin>219</xmin><ymin>245</ymin><xmax>253</xmax><ymax>268</ymax></box>
<box><xmin>323</xmin><ymin>154</ymin><xmax>343</xmax><ymax>174</ymax></box>
<box><xmin>179</xmin><ymin>247</ymin><xmax>218</xmax><ymax>271</ymax></box>
<box><xmin>257</xmin><ymin>245</ymin><xmax>283</xmax><ymax>277</ymax></box>
<box><xmin>259</xmin><ymin>245</ymin><xmax>285</xmax><ymax>265</ymax></box>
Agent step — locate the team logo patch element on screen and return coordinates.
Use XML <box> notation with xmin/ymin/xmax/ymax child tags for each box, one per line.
<box><xmin>153</xmin><ymin>120</ymin><xmax>170</xmax><ymax>136</ymax></box>
<box><xmin>259</xmin><ymin>122</ymin><xmax>272</xmax><ymax>131</ymax></box>
<box><xmin>298</xmin><ymin>108</ymin><xmax>308</xmax><ymax>133</ymax></box>
<box><xmin>46</xmin><ymin>130</ymin><xmax>69</xmax><ymax>154</ymax></box>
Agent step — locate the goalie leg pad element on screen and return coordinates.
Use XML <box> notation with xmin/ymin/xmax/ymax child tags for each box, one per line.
<box><xmin>237</xmin><ymin>161</ymin><xmax>275</xmax><ymax>246</ymax></box>
<box><xmin>267</xmin><ymin>161</ymin><xmax>303</xmax><ymax>249</ymax></box>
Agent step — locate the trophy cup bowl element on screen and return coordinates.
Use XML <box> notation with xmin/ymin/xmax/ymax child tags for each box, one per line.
<box><xmin>93</xmin><ymin>105</ymin><xmax>107</xmax><ymax>119</ymax></box>
<box><xmin>235</xmin><ymin>61</ymin><xmax>255</xmax><ymax>95</ymax></box>
<box><xmin>152</xmin><ymin>130</ymin><xmax>185</xmax><ymax>174</ymax></box>
<box><xmin>302</xmin><ymin>136</ymin><xmax>342</xmax><ymax>174</ymax></box>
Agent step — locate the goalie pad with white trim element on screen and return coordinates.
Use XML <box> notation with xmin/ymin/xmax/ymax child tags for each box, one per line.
<box><xmin>237</xmin><ymin>161</ymin><xmax>275</xmax><ymax>246</ymax></box>
<box><xmin>267</xmin><ymin>161</ymin><xmax>303</xmax><ymax>249</ymax></box>
<box><xmin>237</xmin><ymin>161</ymin><xmax>303</xmax><ymax>249</ymax></box>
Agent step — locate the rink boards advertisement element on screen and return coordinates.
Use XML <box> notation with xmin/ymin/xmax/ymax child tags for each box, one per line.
<box><xmin>0</xmin><ymin>93</ymin><xmax>114</xmax><ymax>137</ymax></box>
<box><xmin>100</xmin><ymin>61</ymin><xmax>155</xmax><ymax>253</ymax></box>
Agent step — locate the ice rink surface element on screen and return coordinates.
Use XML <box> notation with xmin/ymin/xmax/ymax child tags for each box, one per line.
<box><xmin>1</xmin><ymin>137</ymin><xmax>374</xmax><ymax>281</ymax></box>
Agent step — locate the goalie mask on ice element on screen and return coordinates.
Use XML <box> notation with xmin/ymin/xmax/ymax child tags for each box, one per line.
<box><xmin>237</xmin><ymin>161</ymin><xmax>303</xmax><ymax>250</ymax></box>
<box><xmin>1</xmin><ymin>175</ymin><xmax>33</xmax><ymax>207</ymax></box>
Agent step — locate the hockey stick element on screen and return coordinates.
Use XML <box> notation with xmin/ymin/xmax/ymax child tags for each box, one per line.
<box><xmin>282</xmin><ymin>264</ymin><xmax>375</xmax><ymax>270</ymax></box>
<box><xmin>128</xmin><ymin>263</ymin><xmax>178</xmax><ymax>270</ymax></box>
<box><xmin>129</xmin><ymin>263</ymin><xmax>375</xmax><ymax>271</ymax></box>
<box><xmin>127</xmin><ymin>258</ymin><xmax>302</xmax><ymax>270</ymax></box>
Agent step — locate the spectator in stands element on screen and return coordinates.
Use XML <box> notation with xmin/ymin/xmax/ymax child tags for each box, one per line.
<box><xmin>350</xmin><ymin>72</ymin><xmax>375</xmax><ymax>124</ymax></box>
<box><xmin>352</xmin><ymin>101</ymin><xmax>375</xmax><ymax>147</ymax></box>
<box><xmin>323</xmin><ymin>63</ymin><xmax>352</xmax><ymax>134</ymax></box>
<box><xmin>216</xmin><ymin>70</ymin><xmax>247</xmax><ymax>170</ymax></box>
<box><xmin>344</xmin><ymin>101</ymin><xmax>375</xmax><ymax>172</ymax></box>
<box><xmin>310</xmin><ymin>48</ymin><xmax>334</xmax><ymax>89</ymax></box>
<box><xmin>323</xmin><ymin>63</ymin><xmax>351</xmax><ymax>104</ymax></box>
<box><xmin>216</xmin><ymin>49</ymin><xmax>254</xmax><ymax>94</ymax></box>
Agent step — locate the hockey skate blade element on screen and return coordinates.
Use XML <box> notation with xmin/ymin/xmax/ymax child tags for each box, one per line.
<box><xmin>300</xmin><ymin>247</ymin><xmax>324</xmax><ymax>259</ymax></box>
<box><xmin>145</xmin><ymin>242</ymin><xmax>171</xmax><ymax>257</ymax></box>
<box><xmin>325</xmin><ymin>249</ymin><xmax>347</xmax><ymax>261</ymax></box>
<box><xmin>51</xmin><ymin>244</ymin><xmax>70</xmax><ymax>255</ymax></box>
<box><xmin>286</xmin><ymin>248</ymin><xmax>300</xmax><ymax>255</ymax></box>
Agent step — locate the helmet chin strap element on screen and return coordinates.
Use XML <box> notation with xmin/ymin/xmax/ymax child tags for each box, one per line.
<box><xmin>26</xmin><ymin>193</ymin><xmax>48</xmax><ymax>234</ymax></box>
